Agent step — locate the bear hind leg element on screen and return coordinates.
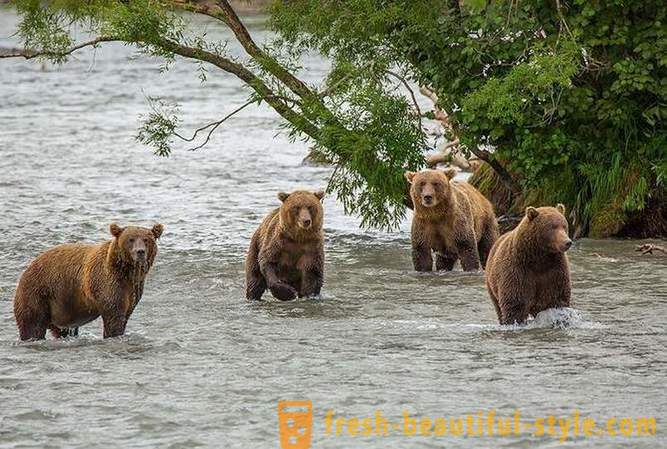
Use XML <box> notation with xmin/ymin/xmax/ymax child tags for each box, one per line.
<box><xmin>14</xmin><ymin>292</ymin><xmax>49</xmax><ymax>341</ymax></box>
<box><xmin>478</xmin><ymin>219</ymin><xmax>499</xmax><ymax>269</ymax></box>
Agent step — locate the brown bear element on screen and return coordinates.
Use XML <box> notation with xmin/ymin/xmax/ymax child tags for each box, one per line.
<box><xmin>485</xmin><ymin>204</ymin><xmax>572</xmax><ymax>324</ymax></box>
<box><xmin>246</xmin><ymin>190</ymin><xmax>325</xmax><ymax>301</ymax></box>
<box><xmin>404</xmin><ymin>168</ymin><xmax>499</xmax><ymax>272</ymax></box>
<box><xmin>13</xmin><ymin>223</ymin><xmax>163</xmax><ymax>340</ymax></box>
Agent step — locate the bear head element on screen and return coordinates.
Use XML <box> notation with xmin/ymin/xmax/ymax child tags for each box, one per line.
<box><xmin>522</xmin><ymin>204</ymin><xmax>572</xmax><ymax>253</ymax></box>
<box><xmin>277</xmin><ymin>190</ymin><xmax>325</xmax><ymax>234</ymax></box>
<box><xmin>404</xmin><ymin>168</ymin><xmax>457</xmax><ymax>209</ymax></box>
<box><xmin>110</xmin><ymin>223</ymin><xmax>164</xmax><ymax>267</ymax></box>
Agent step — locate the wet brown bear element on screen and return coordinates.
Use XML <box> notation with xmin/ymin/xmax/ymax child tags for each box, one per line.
<box><xmin>14</xmin><ymin>223</ymin><xmax>163</xmax><ymax>340</ymax></box>
<box><xmin>485</xmin><ymin>205</ymin><xmax>572</xmax><ymax>325</ymax></box>
<box><xmin>405</xmin><ymin>168</ymin><xmax>498</xmax><ymax>272</ymax></box>
<box><xmin>246</xmin><ymin>190</ymin><xmax>325</xmax><ymax>301</ymax></box>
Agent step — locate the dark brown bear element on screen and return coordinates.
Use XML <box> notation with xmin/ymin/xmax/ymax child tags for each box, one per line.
<box><xmin>14</xmin><ymin>223</ymin><xmax>163</xmax><ymax>340</ymax></box>
<box><xmin>485</xmin><ymin>204</ymin><xmax>572</xmax><ymax>324</ymax></box>
<box><xmin>405</xmin><ymin>168</ymin><xmax>499</xmax><ymax>272</ymax></box>
<box><xmin>246</xmin><ymin>190</ymin><xmax>325</xmax><ymax>301</ymax></box>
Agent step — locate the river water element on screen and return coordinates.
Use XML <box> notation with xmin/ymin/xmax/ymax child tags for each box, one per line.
<box><xmin>0</xmin><ymin>8</ymin><xmax>666</xmax><ymax>449</ymax></box>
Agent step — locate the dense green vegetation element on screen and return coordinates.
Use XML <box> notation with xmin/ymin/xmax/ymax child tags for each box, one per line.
<box><xmin>270</xmin><ymin>0</ymin><xmax>666</xmax><ymax>236</ymax></box>
<box><xmin>4</xmin><ymin>0</ymin><xmax>666</xmax><ymax>235</ymax></box>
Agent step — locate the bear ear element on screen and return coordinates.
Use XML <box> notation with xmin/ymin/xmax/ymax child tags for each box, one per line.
<box><xmin>442</xmin><ymin>167</ymin><xmax>458</xmax><ymax>180</ymax></box>
<box><xmin>556</xmin><ymin>203</ymin><xmax>566</xmax><ymax>215</ymax></box>
<box><xmin>314</xmin><ymin>190</ymin><xmax>325</xmax><ymax>201</ymax></box>
<box><xmin>151</xmin><ymin>223</ymin><xmax>164</xmax><ymax>239</ymax></box>
<box><xmin>525</xmin><ymin>207</ymin><xmax>539</xmax><ymax>221</ymax></box>
<box><xmin>110</xmin><ymin>223</ymin><xmax>124</xmax><ymax>238</ymax></box>
<box><xmin>404</xmin><ymin>171</ymin><xmax>416</xmax><ymax>184</ymax></box>
<box><xmin>277</xmin><ymin>192</ymin><xmax>290</xmax><ymax>202</ymax></box>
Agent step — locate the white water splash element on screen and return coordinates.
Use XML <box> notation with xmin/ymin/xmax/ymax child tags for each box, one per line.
<box><xmin>525</xmin><ymin>307</ymin><xmax>603</xmax><ymax>329</ymax></box>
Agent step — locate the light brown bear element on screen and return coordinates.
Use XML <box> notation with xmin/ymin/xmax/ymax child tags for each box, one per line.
<box><xmin>246</xmin><ymin>190</ymin><xmax>325</xmax><ymax>301</ymax></box>
<box><xmin>405</xmin><ymin>168</ymin><xmax>498</xmax><ymax>272</ymax></box>
<box><xmin>14</xmin><ymin>223</ymin><xmax>163</xmax><ymax>340</ymax></box>
<box><xmin>485</xmin><ymin>204</ymin><xmax>572</xmax><ymax>324</ymax></box>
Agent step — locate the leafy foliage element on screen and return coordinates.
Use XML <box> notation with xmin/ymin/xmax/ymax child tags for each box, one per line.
<box><xmin>8</xmin><ymin>0</ymin><xmax>426</xmax><ymax>230</ymax></box>
<box><xmin>271</xmin><ymin>0</ymin><xmax>667</xmax><ymax>236</ymax></box>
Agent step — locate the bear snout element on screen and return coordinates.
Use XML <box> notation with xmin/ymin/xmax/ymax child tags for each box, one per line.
<box><xmin>130</xmin><ymin>240</ymin><xmax>148</xmax><ymax>262</ymax></box>
<box><xmin>297</xmin><ymin>208</ymin><xmax>313</xmax><ymax>229</ymax></box>
<box><xmin>421</xmin><ymin>194</ymin><xmax>434</xmax><ymax>206</ymax></box>
<box><xmin>553</xmin><ymin>230</ymin><xmax>572</xmax><ymax>253</ymax></box>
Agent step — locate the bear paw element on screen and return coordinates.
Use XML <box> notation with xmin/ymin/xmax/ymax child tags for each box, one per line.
<box><xmin>270</xmin><ymin>283</ymin><xmax>297</xmax><ymax>301</ymax></box>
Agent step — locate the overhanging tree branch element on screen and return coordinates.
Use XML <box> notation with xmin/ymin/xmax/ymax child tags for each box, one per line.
<box><xmin>168</xmin><ymin>0</ymin><xmax>315</xmax><ymax>100</ymax></box>
<box><xmin>0</xmin><ymin>36</ymin><xmax>119</xmax><ymax>60</ymax></box>
<box><xmin>154</xmin><ymin>38</ymin><xmax>321</xmax><ymax>140</ymax></box>
<box><xmin>174</xmin><ymin>98</ymin><xmax>256</xmax><ymax>151</ymax></box>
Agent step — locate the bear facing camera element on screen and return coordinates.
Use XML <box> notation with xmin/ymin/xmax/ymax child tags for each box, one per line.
<box><xmin>246</xmin><ymin>190</ymin><xmax>325</xmax><ymax>301</ymax></box>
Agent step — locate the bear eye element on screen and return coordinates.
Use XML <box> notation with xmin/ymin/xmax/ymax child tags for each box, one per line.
<box><xmin>419</xmin><ymin>181</ymin><xmax>426</xmax><ymax>187</ymax></box>
<box><xmin>129</xmin><ymin>237</ymin><xmax>135</xmax><ymax>243</ymax></box>
<box><xmin>143</xmin><ymin>238</ymin><xmax>149</xmax><ymax>244</ymax></box>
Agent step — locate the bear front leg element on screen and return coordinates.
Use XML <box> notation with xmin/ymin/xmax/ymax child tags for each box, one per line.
<box><xmin>456</xmin><ymin>237</ymin><xmax>481</xmax><ymax>272</ymax></box>
<box><xmin>412</xmin><ymin>242</ymin><xmax>433</xmax><ymax>272</ymax></box>
<box><xmin>246</xmin><ymin>272</ymin><xmax>267</xmax><ymax>301</ymax></box>
<box><xmin>499</xmin><ymin>298</ymin><xmax>529</xmax><ymax>325</ymax></box>
<box><xmin>262</xmin><ymin>263</ymin><xmax>297</xmax><ymax>301</ymax></box>
<box><xmin>300</xmin><ymin>268</ymin><xmax>323</xmax><ymax>298</ymax></box>
<box><xmin>245</xmin><ymin>237</ymin><xmax>267</xmax><ymax>301</ymax></box>
<box><xmin>536</xmin><ymin>266</ymin><xmax>572</xmax><ymax>313</ymax></box>
<box><xmin>101</xmin><ymin>304</ymin><xmax>127</xmax><ymax>338</ymax></box>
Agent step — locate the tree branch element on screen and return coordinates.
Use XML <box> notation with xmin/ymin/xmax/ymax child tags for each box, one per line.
<box><xmin>384</xmin><ymin>69</ymin><xmax>422</xmax><ymax>131</ymax></box>
<box><xmin>421</xmin><ymin>85</ymin><xmax>519</xmax><ymax>192</ymax></box>
<box><xmin>0</xmin><ymin>36</ymin><xmax>119</xmax><ymax>60</ymax></box>
<box><xmin>468</xmin><ymin>147</ymin><xmax>520</xmax><ymax>194</ymax></box>
<box><xmin>154</xmin><ymin>38</ymin><xmax>321</xmax><ymax>139</ymax></box>
<box><xmin>172</xmin><ymin>98</ymin><xmax>256</xmax><ymax>150</ymax></box>
<box><xmin>636</xmin><ymin>244</ymin><xmax>667</xmax><ymax>255</ymax></box>
<box><xmin>169</xmin><ymin>0</ymin><xmax>316</xmax><ymax>100</ymax></box>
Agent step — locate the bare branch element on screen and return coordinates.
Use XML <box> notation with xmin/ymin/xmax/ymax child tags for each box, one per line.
<box><xmin>168</xmin><ymin>98</ymin><xmax>256</xmax><ymax>151</ymax></box>
<box><xmin>636</xmin><ymin>244</ymin><xmax>667</xmax><ymax>255</ymax></box>
<box><xmin>155</xmin><ymin>38</ymin><xmax>321</xmax><ymax>139</ymax></box>
<box><xmin>0</xmin><ymin>36</ymin><xmax>119</xmax><ymax>60</ymax></box>
<box><xmin>168</xmin><ymin>0</ymin><xmax>316</xmax><ymax>100</ymax></box>
<box><xmin>421</xmin><ymin>84</ymin><xmax>519</xmax><ymax>192</ymax></box>
<box><xmin>384</xmin><ymin>69</ymin><xmax>422</xmax><ymax>131</ymax></box>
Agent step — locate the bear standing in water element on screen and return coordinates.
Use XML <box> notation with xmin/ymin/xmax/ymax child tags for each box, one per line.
<box><xmin>246</xmin><ymin>190</ymin><xmax>325</xmax><ymax>301</ymax></box>
<box><xmin>405</xmin><ymin>168</ymin><xmax>498</xmax><ymax>272</ymax></box>
<box><xmin>485</xmin><ymin>205</ymin><xmax>572</xmax><ymax>325</ymax></box>
<box><xmin>14</xmin><ymin>223</ymin><xmax>163</xmax><ymax>340</ymax></box>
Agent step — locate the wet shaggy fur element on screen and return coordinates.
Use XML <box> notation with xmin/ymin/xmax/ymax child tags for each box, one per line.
<box><xmin>14</xmin><ymin>223</ymin><xmax>163</xmax><ymax>340</ymax></box>
<box><xmin>405</xmin><ymin>168</ymin><xmax>499</xmax><ymax>272</ymax></box>
<box><xmin>246</xmin><ymin>190</ymin><xmax>325</xmax><ymax>301</ymax></box>
<box><xmin>485</xmin><ymin>205</ymin><xmax>572</xmax><ymax>325</ymax></box>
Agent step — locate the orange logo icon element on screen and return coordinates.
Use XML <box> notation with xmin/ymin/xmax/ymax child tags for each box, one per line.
<box><xmin>278</xmin><ymin>400</ymin><xmax>313</xmax><ymax>449</ymax></box>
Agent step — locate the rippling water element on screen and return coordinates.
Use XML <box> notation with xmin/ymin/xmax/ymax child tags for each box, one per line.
<box><xmin>1</xmin><ymin>9</ymin><xmax>666</xmax><ymax>449</ymax></box>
